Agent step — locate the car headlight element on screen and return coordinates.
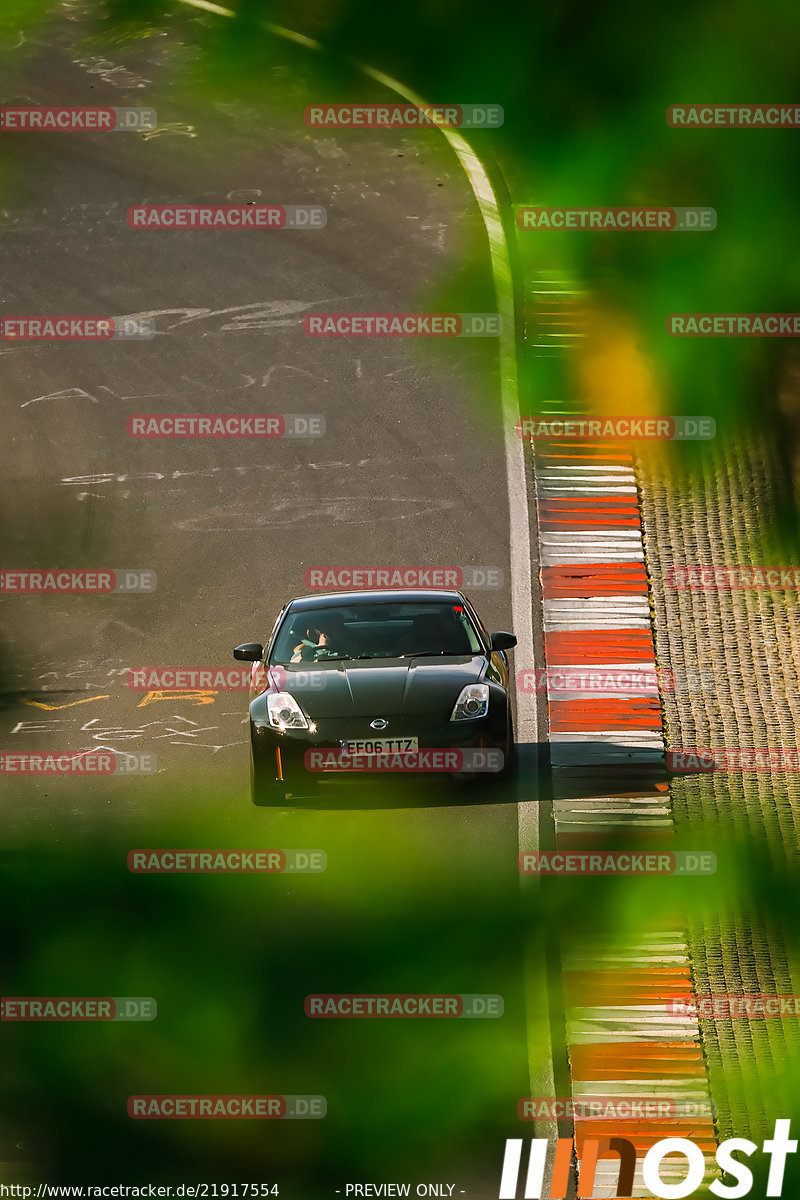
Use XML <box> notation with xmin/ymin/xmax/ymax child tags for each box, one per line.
<box><xmin>267</xmin><ymin>691</ymin><xmax>309</xmax><ymax>730</ymax></box>
<box><xmin>450</xmin><ymin>683</ymin><xmax>490</xmax><ymax>721</ymax></box>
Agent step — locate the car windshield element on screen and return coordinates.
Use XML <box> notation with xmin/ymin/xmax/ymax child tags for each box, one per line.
<box><xmin>270</xmin><ymin>601</ymin><xmax>483</xmax><ymax>664</ymax></box>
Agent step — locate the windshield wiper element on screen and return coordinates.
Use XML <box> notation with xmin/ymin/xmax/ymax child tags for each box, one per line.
<box><xmin>326</xmin><ymin>652</ymin><xmax>447</xmax><ymax>661</ymax></box>
<box><xmin>400</xmin><ymin>649</ymin><xmax>453</xmax><ymax>658</ymax></box>
<box><xmin>344</xmin><ymin>654</ymin><xmax>410</xmax><ymax>660</ymax></box>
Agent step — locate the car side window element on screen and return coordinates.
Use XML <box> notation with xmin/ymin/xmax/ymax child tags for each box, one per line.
<box><xmin>266</xmin><ymin>607</ymin><xmax>289</xmax><ymax>660</ymax></box>
<box><xmin>462</xmin><ymin>602</ymin><xmax>490</xmax><ymax>654</ymax></box>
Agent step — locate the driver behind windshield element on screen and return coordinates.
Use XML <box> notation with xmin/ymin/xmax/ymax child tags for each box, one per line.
<box><xmin>290</xmin><ymin>613</ymin><xmax>354</xmax><ymax>662</ymax></box>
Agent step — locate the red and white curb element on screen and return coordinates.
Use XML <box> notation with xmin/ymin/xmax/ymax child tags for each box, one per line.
<box><xmin>525</xmin><ymin>422</ymin><xmax>719</xmax><ymax>1195</ymax></box>
<box><xmin>534</xmin><ymin>439</ymin><xmax>665</xmax><ymax>781</ymax></box>
<box><xmin>564</xmin><ymin>934</ymin><xmax>718</xmax><ymax>1196</ymax></box>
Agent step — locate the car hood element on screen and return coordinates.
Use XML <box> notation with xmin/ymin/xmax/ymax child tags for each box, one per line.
<box><xmin>275</xmin><ymin>656</ymin><xmax>487</xmax><ymax>718</ymax></box>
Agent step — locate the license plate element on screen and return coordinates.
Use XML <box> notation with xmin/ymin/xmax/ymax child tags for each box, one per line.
<box><xmin>342</xmin><ymin>737</ymin><xmax>419</xmax><ymax>755</ymax></box>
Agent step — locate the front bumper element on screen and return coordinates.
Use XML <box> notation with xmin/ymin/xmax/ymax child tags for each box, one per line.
<box><xmin>251</xmin><ymin>710</ymin><xmax>508</xmax><ymax>788</ymax></box>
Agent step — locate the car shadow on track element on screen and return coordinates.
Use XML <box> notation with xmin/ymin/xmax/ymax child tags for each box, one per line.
<box><xmin>250</xmin><ymin>740</ymin><xmax>552</xmax><ymax>811</ymax></box>
<box><xmin>246</xmin><ymin>737</ymin><xmax>670</xmax><ymax>812</ymax></box>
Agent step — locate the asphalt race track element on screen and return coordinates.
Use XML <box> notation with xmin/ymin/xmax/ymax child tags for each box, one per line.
<box><xmin>0</xmin><ymin>9</ymin><xmax>543</xmax><ymax>1191</ymax></box>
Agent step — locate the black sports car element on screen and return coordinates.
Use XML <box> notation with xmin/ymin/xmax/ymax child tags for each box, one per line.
<box><xmin>234</xmin><ymin>589</ymin><xmax>516</xmax><ymax>804</ymax></box>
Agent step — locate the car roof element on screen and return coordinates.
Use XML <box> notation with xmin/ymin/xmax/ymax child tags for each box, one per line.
<box><xmin>287</xmin><ymin>590</ymin><xmax>467</xmax><ymax>611</ymax></box>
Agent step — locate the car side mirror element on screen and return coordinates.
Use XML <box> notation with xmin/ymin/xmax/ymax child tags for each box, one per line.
<box><xmin>490</xmin><ymin>631</ymin><xmax>517</xmax><ymax>651</ymax></box>
<box><xmin>233</xmin><ymin>642</ymin><xmax>264</xmax><ymax>662</ymax></box>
